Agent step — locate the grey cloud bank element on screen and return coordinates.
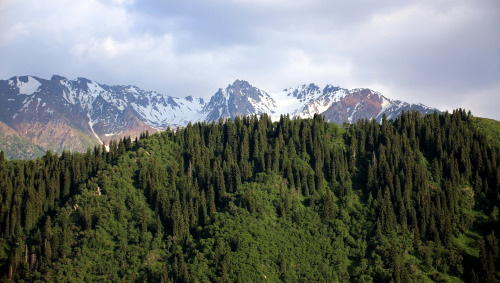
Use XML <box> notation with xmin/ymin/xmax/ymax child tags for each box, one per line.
<box><xmin>1</xmin><ymin>0</ymin><xmax>499</xmax><ymax>120</ymax></box>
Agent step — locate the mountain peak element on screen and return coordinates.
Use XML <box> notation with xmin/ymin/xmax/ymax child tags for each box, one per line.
<box><xmin>284</xmin><ymin>83</ymin><xmax>322</xmax><ymax>102</ymax></box>
<box><xmin>51</xmin><ymin>75</ymin><xmax>67</xmax><ymax>81</ymax></box>
<box><xmin>228</xmin><ymin>79</ymin><xmax>253</xmax><ymax>90</ymax></box>
<box><xmin>201</xmin><ymin>79</ymin><xmax>277</xmax><ymax>121</ymax></box>
<box><xmin>323</xmin><ymin>84</ymin><xmax>341</xmax><ymax>94</ymax></box>
<box><xmin>77</xmin><ymin>77</ymin><xmax>92</xmax><ymax>83</ymax></box>
<box><xmin>0</xmin><ymin>75</ymin><xmax>440</xmax><ymax>159</ymax></box>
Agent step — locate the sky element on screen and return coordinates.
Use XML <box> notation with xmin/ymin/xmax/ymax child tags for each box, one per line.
<box><xmin>1</xmin><ymin>0</ymin><xmax>499</xmax><ymax>120</ymax></box>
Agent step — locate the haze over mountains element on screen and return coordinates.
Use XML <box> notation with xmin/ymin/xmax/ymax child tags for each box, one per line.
<box><xmin>0</xmin><ymin>75</ymin><xmax>437</xmax><ymax>159</ymax></box>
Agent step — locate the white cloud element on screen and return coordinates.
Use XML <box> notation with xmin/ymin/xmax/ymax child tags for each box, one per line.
<box><xmin>0</xmin><ymin>0</ymin><xmax>499</xmax><ymax>120</ymax></box>
<box><xmin>457</xmin><ymin>83</ymin><xmax>500</xmax><ymax>120</ymax></box>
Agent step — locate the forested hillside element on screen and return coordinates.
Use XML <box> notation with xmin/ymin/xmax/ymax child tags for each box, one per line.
<box><xmin>0</xmin><ymin>109</ymin><xmax>498</xmax><ymax>282</ymax></box>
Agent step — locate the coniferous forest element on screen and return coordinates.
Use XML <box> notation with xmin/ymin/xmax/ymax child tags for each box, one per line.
<box><xmin>0</xmin><ymin>109</ymin><xmax>499</xmax><ymax>282</ymax></box>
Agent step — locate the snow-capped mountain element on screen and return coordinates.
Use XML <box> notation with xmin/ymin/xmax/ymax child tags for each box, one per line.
<box><xmin>55</xmin><ymin>75</ymin><xmax>205</xmax><ymax>130</ymax></box>
<box><xmin>0</xmin><ymin>75</ymin><xmax>438</xmax><ymax>159</ymax></box>
<box><xmin>271</xmin><ymin>85</ymin><xmax>434</xmax><ymax>124</ymax></box>
<box><xmin>202</xmin><ymin>80</ymin><xmax>277</xmax><ymax>121</ymax></box>
<box><xmin>202</xmin><ymin>81</ymin><xmax>435</xmax><ymax>125</ymax></box>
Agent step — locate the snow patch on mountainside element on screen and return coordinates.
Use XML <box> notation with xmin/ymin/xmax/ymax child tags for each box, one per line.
<box><xmin>19</xmin><ymin>96</ymin><xmax>34</xmax><ymax>114</ymax></box>
<box><xmin>268</xmin><ymin>85</ymin><xmax>349</xmax><ymax>120</ymax></box>
<box><xmin>348</xmin><ymin>102</ymin><xmax>362</xmax><ymax>123</ymax></box>
<box><xmin>268</xmin><ymin>91</ymin><xmax>303</xmax><ymax>117</ymax></box>
<box><xmin>298</xmin><ymin>88</ymin><xmax>349</xmax><ymax>118</ymax></box>
<box><xmin>248</xmin><ymin>91</ymin><xmax>277</xmax><ymax>114</ymax></box>
<box><xmin>16</xmin><ymin>76</ymin><xmax>41</xmax><ymax>95</ymax></box>
<box><xmin>132</xmin><ymin>96</ymin><xmax>206</xmax><ymax>127</ymax></box>
<box><xmin>87</xmin><ymin>113</ymin><xmax>103</xmax><ymax>145</ymax></box>
<box><xmin>376</xmin><ymin>96</ymin><xmax>394</xmax><ymax>119</ymax></box>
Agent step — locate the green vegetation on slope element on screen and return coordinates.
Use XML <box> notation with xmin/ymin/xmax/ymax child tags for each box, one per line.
<box><xmin>0</xmin><ymin>120</ymin><xmax>101</xmax><ymax>161</ymax></box>
<box><xmin>473</xmin><ymin>116</ymin><xmax>500</xmax><ymax>146</ymax></box>
<box><xmin>0</xmin><ymin>122</ymin><xmax>45</xmax><ymax>159</ymax></box>
<box><xmin>0</xmin><ymin>110</ymin><xmax>499</xmax><ymax>282</ymax></box>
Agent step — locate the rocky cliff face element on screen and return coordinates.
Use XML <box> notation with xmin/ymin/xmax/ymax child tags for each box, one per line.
<box><xmin>0</xmin><ymin>75</ymin><xmax>438</xmax><ymax>159</ymax></box>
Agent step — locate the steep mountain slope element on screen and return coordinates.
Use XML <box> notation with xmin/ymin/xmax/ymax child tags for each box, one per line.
<box><xmin>1</xmin><ymin>111</ymin><xmax>498</xmax><ymax>281</ymax></box>
<box><xmin>0</xmin><ymin>75</ymin><xmax>202</xmax><ymax>157</ymax></box>
<box><xmin>202</xmin><ymin>80</ymin><xmax>277</xmax><ymax>121</ymax></box>
<box><xmin>267</xmin><ymin>83</ymin><xmax>435</xmax><ymax>124</ymax></box>
<box><xmin>0</xmin><ymin>75</ymin><xmax>439</xmax><ymax>159</ymax></box>
<box><xmin>0</xmin><ymin>121</ymin><xmax>45</xmax><ymax>159</ymax></box>
<box><xmin>0</xmin><ymin>76</ymin><xmax>101</xmax><ymax>154</ymax></box>
<box><xmin>472</xmin><ymin>117</ymin><xmax>500</xmax><ymax>146</ymax></box>
<box><xmin>201</xmin><ymin>81</ymin><xmax>437</xmax><ymax>124</ymax></box>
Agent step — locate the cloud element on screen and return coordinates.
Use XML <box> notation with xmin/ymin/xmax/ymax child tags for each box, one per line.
<box><xmin>0</xmin><ymin>0</ymin><xmax>499</xmax><ymax>119</ymax></box>
<box><xmin>341</xmin><ymin>2</ymin><xmax>500</xmax><ymax>118</ymax></box>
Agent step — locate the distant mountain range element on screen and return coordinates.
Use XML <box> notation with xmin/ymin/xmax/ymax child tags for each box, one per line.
<box><xmin>0</xmin><ymin>75</ymin><xmax>437</xmax><ymax>159</ymax></box>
